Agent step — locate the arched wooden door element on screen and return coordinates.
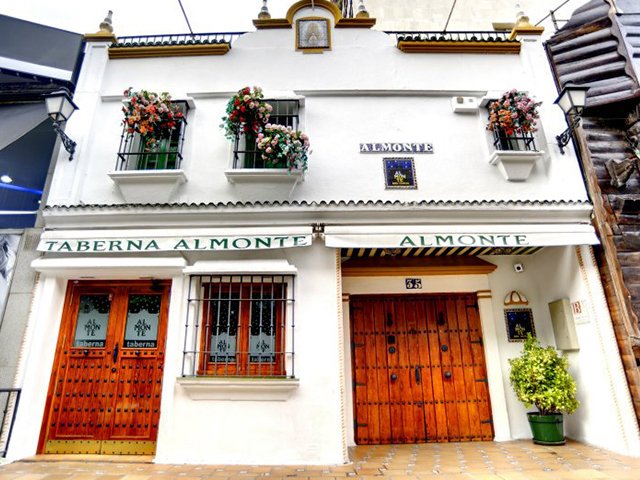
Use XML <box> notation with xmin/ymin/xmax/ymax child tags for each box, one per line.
<box><xmin>39</xmin><ymin>280</ymin><xmax>170</xmax><ymax>455</ymax></box>
<box><xmin>350</xmin><ymin>293</ymin><xmax>494</xmax><ymax>444</ymax></box>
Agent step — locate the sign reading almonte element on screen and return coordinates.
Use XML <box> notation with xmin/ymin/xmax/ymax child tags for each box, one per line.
<box><xmin>359</xmin><ymin>142</ymin><xmax>433</xmax><ymax>154</ymax></box>
<box><xmin>38</xmin><ymin>235</ymin><xmax>312</xmax><ymax>253</ymax></box>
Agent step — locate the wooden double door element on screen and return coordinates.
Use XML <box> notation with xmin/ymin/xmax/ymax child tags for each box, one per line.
<box><xmin>350</xmin><ymin>293</ymin><xmax>494</xmax><ymax>444</ymax></box>
<box><xmin>39</xmin><ymin>280</ymin><xmax>170</xmax><ymax>454</ymax></box>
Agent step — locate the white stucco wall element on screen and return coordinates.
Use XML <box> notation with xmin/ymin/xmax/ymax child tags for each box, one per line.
<box><xmin>11</xmin><ymin>1</ymin><xmax>638</xmax><ymax>467</ymax></box>
<box><xmin>341</xmin><ymin>247</ymin><xmax>640</xmax><ymax>457</ymax></box>
<box><xmin>485</xmin><ymin>247</ymin><xmax>640</xmax><ymax>457</ymax></box>
<box><xmin>8</xmin><ymin>242</ymin><xmax>348</xmax><ymax>465</ymax></box>
<box><xmin>155</xmin><ymin>242</ymin><xmax>345</xmax><ymax>465</ymax></box>
<box><xmin>46</xmin><ymin>5</ymin><xmax>588</xmax><ymax>209</ymax></box>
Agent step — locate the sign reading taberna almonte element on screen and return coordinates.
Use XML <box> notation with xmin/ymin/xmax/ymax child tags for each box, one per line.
<box><xmin>37</xmin><ymin>234</ymin><xmax>313</xmax><ymax>253</ymax></box>
<box><xmin>360</xmin><ymin>143</ymin><xmax>433</xmax><ymax>154</ymax></box>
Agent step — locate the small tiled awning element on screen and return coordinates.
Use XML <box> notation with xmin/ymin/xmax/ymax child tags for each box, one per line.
<box><xmin>325</xmin><ymin>224</ymin><xmax>599</xmax><ymax>257</ymax></box>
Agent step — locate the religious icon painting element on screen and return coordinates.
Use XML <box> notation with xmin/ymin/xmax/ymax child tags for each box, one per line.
<box><xmin>383</xmin><ymin>157</ymin><xmax>417</xmax><ymax>189</ymax></box>
<box><xmin>504</xmin><ymin>308</ymin><xmax>536</xmax><ymax>342</ymax></box>
<box><xmin>296</xmin><ymin>17</ymin><xmax>331</xmax><ymax>52</ymax></box>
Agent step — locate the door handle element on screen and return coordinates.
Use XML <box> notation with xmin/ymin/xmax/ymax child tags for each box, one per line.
<box><xmin>112</xmin><ymin>342</ymin><xmax>119</xmax><ymax>363</ymax></box>
<box><xmin>415</xmin><ymin>365</ymin><xmax>421</xmax><ymax>384</ymax></box>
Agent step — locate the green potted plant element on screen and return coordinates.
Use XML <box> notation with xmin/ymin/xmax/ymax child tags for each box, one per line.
<box><xmin>509</xmin><ymin>334</ymin><xmax>579</xmax><ymax>445</ymax></box>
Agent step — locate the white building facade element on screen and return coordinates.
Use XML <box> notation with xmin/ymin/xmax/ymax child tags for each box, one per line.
<box><xmin>6</xmin><ymin>0</ymin><xmax>640</xmax><ymax>464</ymax></box>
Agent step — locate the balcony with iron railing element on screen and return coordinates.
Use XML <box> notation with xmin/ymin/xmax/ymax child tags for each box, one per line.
<box><xmin>116</xmin><ymin>106</ymin><xmax>188</xmax><ymax>172</ymax></box>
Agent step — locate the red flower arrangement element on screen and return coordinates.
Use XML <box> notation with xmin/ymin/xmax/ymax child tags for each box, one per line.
<box><xmin>122</xmin><ymin>88</ymin><xmax>184</xmax><ymax>151</ymax></box>
<box><xmin>221</xmin><ymin>86</ymin><xmax>272</xmax><ymax>139</ymax></box>
<box><xmin>487</xmin><ymin>89</ymin><xmax>541</xmax><ymax>136</ymax></box>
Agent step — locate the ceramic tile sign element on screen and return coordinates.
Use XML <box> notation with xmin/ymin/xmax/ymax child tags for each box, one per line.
<box><xmin>504</xmin><ymin>308</ymin><xmax>536</xmax><ymax>342</ymax></box>
<box><xmin>384</xmin><ymin>157</ymin><xmax>417</xmax><ymax>189</ymax></box>
<box><xmin>296</xmin><ymin>18</ymin><xmax>330</xmax><ymax>52</ymax></box>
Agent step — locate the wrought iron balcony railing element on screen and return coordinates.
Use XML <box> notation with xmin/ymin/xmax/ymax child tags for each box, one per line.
<box><xmin>116</xmin><ymin>113</ymin><xmax>188</xmax><ymax>171</ymax></box>
<box><xmin>492</xmin><ymin>127</ymin><xmax>538</xmax><ymax>152</ymax></box>
<box><xmin>111</xmin><ymin>32</ymin><xmax>246</xmax><ymax>48</ymax></box>
<box><xmin>387</xmin><ymin>31</ymin><xmax>514</xmax><ymax>44</ymax></box>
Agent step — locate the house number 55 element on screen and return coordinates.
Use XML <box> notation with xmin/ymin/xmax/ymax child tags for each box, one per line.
<box><xmin>405</xmin><ymin>278</ymin><xmax>422</xmax><ymax>290</ymax></box>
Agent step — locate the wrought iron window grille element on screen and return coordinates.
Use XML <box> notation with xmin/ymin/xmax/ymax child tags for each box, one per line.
<box><xmin>116</xmin><ymin>101</ymin><xmax>189</xmax><ymax>171</ymax></box>
<box><xmin>491</xmin><ymin>126</ymin><xmax>538</xmax><ymax>152</ymax></box>
<box><xmin>233</xmin><ymin>99</ymin><xmax>300</xmax><ymax>169</ymax></box>
<box><xmin>182</xmin><ymin>274</ymin><xmax>296</xmax><ymax>378</ymax></box>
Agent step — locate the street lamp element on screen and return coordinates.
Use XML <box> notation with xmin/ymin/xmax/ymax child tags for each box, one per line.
<box><xmin>45</xmin><ymin>90</ymin><xmax>79</xmax><ymax>161</ymax></box>
<box><xmin>554</xmin><ymin>84</ymin><xmax>589</xmax><ymax>155</ymax></box>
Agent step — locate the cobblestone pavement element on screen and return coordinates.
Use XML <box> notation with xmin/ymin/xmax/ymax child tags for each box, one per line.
<box><xmin>1</xmin><ymin>440</ymin><xmax>640</xmax><ymax>479</ymax></box>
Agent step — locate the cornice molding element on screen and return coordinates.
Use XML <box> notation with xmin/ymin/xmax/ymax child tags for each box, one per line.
<box><xmin>397</xmin><ymin>40</ymin><xmax>520</xmax><ymax>54</ymax></box>
<box><xmin>108</xmin><ymin>43</ymin><xmax>230</xmax><ymax>59</ymax></box>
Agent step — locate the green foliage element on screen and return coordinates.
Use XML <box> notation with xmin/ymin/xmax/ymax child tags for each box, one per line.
<box><xmin>509</xmin><ymin>335</ymin><xmax>579</xmax><ymax>415</ymax></box>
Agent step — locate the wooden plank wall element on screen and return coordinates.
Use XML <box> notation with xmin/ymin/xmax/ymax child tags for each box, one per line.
<box><xmin>547</xmin><ymin>0</ymin><xmax>640</xmax><ymax>424</ymax></box>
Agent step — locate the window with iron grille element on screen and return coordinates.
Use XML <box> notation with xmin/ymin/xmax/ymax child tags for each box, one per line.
<box><xmin>117</xmin><ymin>101</ymin><xmax>189</xmax><ymax>171</ymax></box>
<box><xmin>182</xmin><ymin>274</ymin><xmax>295</xmax><ymax>378</ymax></box>
<box><xmin>233</xmin><ymin>99</ymin><xmax>300</xmax><ymax>169</ymax></box>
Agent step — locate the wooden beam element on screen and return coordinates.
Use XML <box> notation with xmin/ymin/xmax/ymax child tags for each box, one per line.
<box><xmin>342</xmin><ymin>255</ymin><xmax>497</xmax><ymax>277</ymax></box>
<box><xmin>109</xmin><ymin>44</ymin><xmax>230</xmax><ymax>59</ymax></box>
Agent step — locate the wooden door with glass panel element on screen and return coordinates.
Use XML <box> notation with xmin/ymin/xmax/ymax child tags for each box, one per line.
<box><xmin>39</xmin><ymin>280</ymin><xmax>170</xmax><ymax>455</ymax></box>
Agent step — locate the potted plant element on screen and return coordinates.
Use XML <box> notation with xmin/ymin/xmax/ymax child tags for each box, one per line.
<box><xmin>221</xmin><ymin>86</ymin><xmax>272</xmax><ymax>139</ymax></box>
<box><xmin>122</xmin><ymin>87</ymin><xmax>184</xmax><ymax>156</ymax></box>
<box><xmin>487</xmin><ymin>89</ymin><xmax>541</xmax><ymax>151</ymax></box>
<box><xmin>256</xmin><ymin>124</ymin><xmax>310</xmax><ymax>172</ymax></box>
<box><xmin>509</xmin><ymin>335</ymin><xmax>579</xmax><ymax>445</ymax></box>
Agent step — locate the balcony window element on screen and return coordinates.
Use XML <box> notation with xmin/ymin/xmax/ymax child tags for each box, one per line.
<box><xmin>117</xmin><ymin>101</ymin><xmax>188</xmax><ymax>171</ymax></box>
<box><xmin>233</xmin><ymin>99</ymin><xmax>300</xmax><ymax>169</ymax></box>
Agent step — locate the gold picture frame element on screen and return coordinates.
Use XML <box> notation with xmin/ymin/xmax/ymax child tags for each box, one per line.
<box><xmin>296</xmin><ymin>17</ymin><xmax>331</xmax><ymax>53</ymax></box>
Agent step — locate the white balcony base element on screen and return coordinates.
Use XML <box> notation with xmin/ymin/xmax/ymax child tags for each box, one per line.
<box><xmin>225</xmin><ymin>168</ymin><xmax>304</xmax><ymax>185</ymax></box>
<box><xmin>488</xmin><ymin>150</ymin><xmax>544</xmax><ymax>182</ymax></box>
<box><xmin>108</xmin><ymin>169</ymin><xmax>187</xmax><ymax>203</ymax></box>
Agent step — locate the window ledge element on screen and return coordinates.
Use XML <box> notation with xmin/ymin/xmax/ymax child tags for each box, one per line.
<box><xmin>108</xmin><ymin>169</ymin><xmax>187</xmax><ymax>203</ymax></box>
<box><xmin>224</xmin><ymin>169</ymin><xmax>304</xmax><ymax>185</ymax></box>
<box><xmin>488</xmin><ymin>150</ymin><xmax>544</xmax><ymax>182</ymax></box>
<box><xmin>177</xmin><ymin>376</ymin><xmax>300</xmax><ymax>401</ymax></box>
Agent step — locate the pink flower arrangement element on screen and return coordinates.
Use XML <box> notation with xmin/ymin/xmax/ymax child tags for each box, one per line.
<box><xmin>256</xmin><ymin>124</ymin><xmax>310</xmax><ymax>171</ymax></box>
<box><xmin>487</xmin><ymin>89</ymin><xmax>541</xmax><ymax>135</ymax></box>
<box><xmin>122</xmin><ymin>88</ymin><xmax>184</xmax><ymax>151</ymax></box>
<box><xmin>221</xmin><ymin>86</ymin><xmax>272</xmax><ymax>139</ymax></box>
